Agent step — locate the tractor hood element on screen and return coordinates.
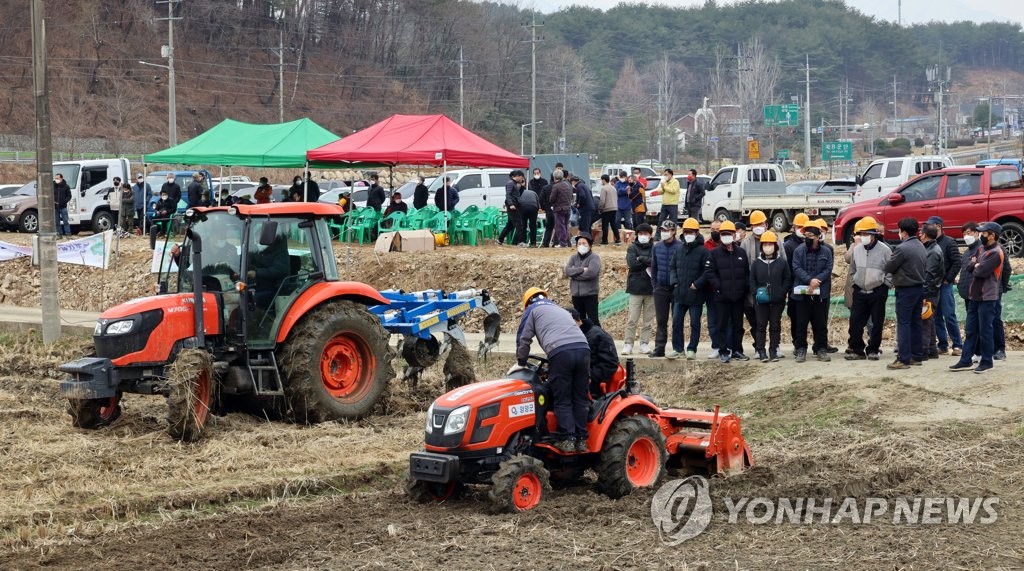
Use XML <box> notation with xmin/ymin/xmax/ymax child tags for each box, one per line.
<box><xmin>433</xmin><ymin>377</ymin><xmax>533</xmax><ymax>409</ymax></box>
<box><xmin>94</xmin><ymin>292</ymin><xmax>222</xmax><ymax>366</ymax></box>
<box><xmin>98</xmin><ymin>292</ymin><xmax>220</xmax><ymax>323</ymax></box>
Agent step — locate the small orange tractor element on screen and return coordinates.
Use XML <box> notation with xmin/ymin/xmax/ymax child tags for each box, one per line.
<box><xmin>58</xmin><ymin>203</ymin><xmax>396</xmax><ymax>441</ymax></box>
<box><xmin>407</xmin><ymin>357</ymin><xmax>753</xmax><ymax>511</ymax></box>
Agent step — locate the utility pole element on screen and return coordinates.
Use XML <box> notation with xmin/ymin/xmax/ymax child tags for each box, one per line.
<box><xmin>31</xmin><ymin>0</ymin><xmax>60</xmax><ymax>343</ymax></box>
<box><xmin>279</xmin><ymin>28</ymin><xmax>284</xmax><ymax>122</ymax></box>
<box><xmin>893</xmin><ymin>74</ymin><xmax>900</xmax><ymax>137</ymax></box>
<box><xmin>988</xmin><ymin>85</ymin><xmax>994</xmax><ymax>155</ymax></box>
<box><xmin>523</xmin><ymin>15</ymin><xmax>543</xmax><ymax>156</ymax></box>
<box><xmin>156</xmin><ymin>0</ymin><xmax>181</xmax><ymax>146</ymax></box>
<box><xmin>561</xmin><ymin>76</ymin><xmax>567</xmax><ymax>152</ymax></box>
<box><xmin>458</xmin><ymin>45</ymin><xmax>465</xmax><ymax>125</ymax></box>
<box><xmin>802</xmin><ymin>55</ymin><xmax>813</xmax><ymax>171</ymax></box>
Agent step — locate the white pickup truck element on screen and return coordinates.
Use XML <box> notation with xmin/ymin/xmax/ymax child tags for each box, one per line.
<box><xmin>701</xmin><ymin>164</ymin><xmax>852</xmax><ymax>232</ymax></box>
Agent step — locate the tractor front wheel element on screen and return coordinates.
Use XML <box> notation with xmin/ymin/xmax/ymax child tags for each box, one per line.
<box><xmin>166</xmin><ymin>349</ymin><xmax>215</xmax><ymax>442</ymax></box>
<box><xmin>596</xmin><ymin>416</ymin><xmax>666</xmax><ymax>499</ymax></box>
<box><xmin>68</xmin><ymin>394</ymin><xmax>122</xmax><ymax>429</ymax></box>
<box><xmin>489</xmin><ymin>455</ymin><xmax>551</xmax><ymax>513</ymax></box>
<box><xmin>278</xmin><ymin>300</ymin><xmax>393</xmax><ymax>423</ymax></box>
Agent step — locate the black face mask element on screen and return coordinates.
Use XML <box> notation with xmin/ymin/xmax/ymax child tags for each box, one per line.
<box><xmin>804</xmin><ymin>237</ymin><xmax>817</xmax><ymax>248</ymax></box>
<box><xmin>710</xmin><ymin>231</ymin><xmax>721</xmax><ymax>243</ymax></box>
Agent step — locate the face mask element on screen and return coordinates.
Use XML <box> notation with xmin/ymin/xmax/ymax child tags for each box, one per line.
<box><xmin>167</xmin><ymin>179</ymin><xmax>174</xmax><ymax>184</ymax></box>
<box><xmin>795</xmin><ymin>228</ymin><xmax>804</xmax><ymax>238</ymax></box>
<box><xmin>160</xmin><ymin>195</ymin><xmax>168</xmax><ymax>200</ymax></box>
<box><xmin>762</xmin><ymin>245</ymin><xmax>775</xmax><ymax>256</ymax></box>
<box><xmin>683</xmin><ymin>234</ymin><xmax>697</xmax><ymax>243</ymax></box>
<box><xmin>721</xmin><ymin>235</ymin><xmax>734</xmax><ymax>245</ymax></box>
<box><xmin>964</xmin><ymin>234</ymin><xmax>977</xmax><ymax>246</ymax></box>
<box><xmin>577</xmin><ymin>245</ymin><xmax>590</xmax><ymax>256</ymax></box>
<box><xmin>804</xmin><ymin>237</ymin><xmax>817</xmax><ymax>248</ymax></box>
<box><xmin>710</xmin><ymin>231</ymin><xmax>721</xmax><ymax>243</ymax></box>
<box><xmin>534</xmin><ymin>174</ymin><xmax>541</xmax><ymax>179</ymax></box>
<box><xmin>619</xmin><ymin>177</ymin><xmax>626</xmax><ymax>182</ymax></box>
<box><xmin>753</xmin><ymin>226</ymin><xmax>766</xmax><ymax>236</ymax></box>
<box><xmin>637</xmin><ymin>235</ymin><xmax>651</xmax><ymax>245</ymax></box>
<box><xmin>662</xmin><ymin>233</ymin><xmax>674</xmax><ymax>242</ymax></box>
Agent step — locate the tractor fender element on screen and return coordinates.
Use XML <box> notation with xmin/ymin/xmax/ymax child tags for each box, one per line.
<box><xmin>275</xmin><ymin>281</ymin><xmax>389</xmax><ymax>343</ymax></box>
<box><xmin>586</xmin><ymin>395</ymin><xmax>661</xmax><ymax>449</ymax></box>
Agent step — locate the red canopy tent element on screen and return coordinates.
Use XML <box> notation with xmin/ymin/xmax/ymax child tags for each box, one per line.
<box><xmin>306</xmin><ymin>114</ymin><xmax>528</xmax><ymax>168</ymax></box>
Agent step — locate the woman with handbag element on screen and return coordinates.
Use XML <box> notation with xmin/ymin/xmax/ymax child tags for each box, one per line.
<box><xmin>749</xmin><ymin>231</ymin><xmax>792</xmax><ymax>362</ymax></box>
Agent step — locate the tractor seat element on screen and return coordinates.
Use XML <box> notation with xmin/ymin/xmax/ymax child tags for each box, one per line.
<box><xmin>591</xmin><ymin>365</ymin><xmax>626</xmax><ymax>397</ymax></box>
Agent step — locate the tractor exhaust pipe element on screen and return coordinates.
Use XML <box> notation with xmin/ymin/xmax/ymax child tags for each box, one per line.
<box><xmin>625</xmin><ymin>358</ymin><xmax>636</xmax><ymax>394</ymax></box>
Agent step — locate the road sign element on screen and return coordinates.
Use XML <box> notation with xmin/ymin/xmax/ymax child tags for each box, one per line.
<box><xmin>764</xmin><ymin>104</ymin><xmax>800</xmax><ymax>127</ymax></box>
<box><xmin>821</xmin><ymin>141</ymin><xmax>853</xmax><ymax>161</ymax></box>
<box><xmin>778</xmin><ymin>149</ymin><xmax>790</xmax><ymax>159</ymax></box>
<box><xmin>709</xmin><ymin>136</ymin><xmax>719</xmax><ymax>142</ymax></box>
<box><xmin>747</xmin><ymin>140</ymin><xmax>761</xmax><ymax>160</ymax></box>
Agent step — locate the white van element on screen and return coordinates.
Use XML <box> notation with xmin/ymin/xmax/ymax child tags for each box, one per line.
<box><xmin>55</xmin><ymin>158</ymin><xmax>132</xmax><ymax>231</ymax></box>
<box><xmin>426</xmin><ymin>168</ymin><xmax>513</xmax><ymax>210</ymax></box>
<box><xmin>599</xmin><ymin>164</ymin><xmax>659</xmax><ymax>180</ymax></box>
<box><xmin>853</xmin><ymin>155</ymin><xmax>953</xmax><ymax>203</ymax></box>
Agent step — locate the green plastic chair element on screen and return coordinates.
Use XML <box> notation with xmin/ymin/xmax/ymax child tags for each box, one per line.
<box><xmin>453</xmin><ymin>212</ymin><xmax>487</xmax><ymax>246</ymax></box>
<box><xmin>346</xmin><ymin>208</ymin><xmax>381</xmax><ymax>244</ymax></box>
<box><xmin>377</xmin><ymin>211</ymin><xmax>407</xmax><ymax>234</ymax></box>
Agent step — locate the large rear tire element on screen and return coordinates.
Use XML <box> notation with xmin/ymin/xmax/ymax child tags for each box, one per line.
<box><xmin>166</xmin><ymin>349</ymin><xmax>215</xmax><ymax>442</ymax></box>
<box><xmin>489</xmin><ymin>455</ymin><xmax>551</xmax><ymax>513</ymax></box>
<box><xmin>68</xmin><ymin>394</ymin><xmax>122</xmax><ymax>429</ymax></box>
<box><xmin>278</xmin><ymin>300</ymin><xmax>393</xmax><ymax>423</ymax></box>
<box><xmin>596</xmin><ymin>416</ymin><xmax>666</xmax><ymax>499</ymax></box>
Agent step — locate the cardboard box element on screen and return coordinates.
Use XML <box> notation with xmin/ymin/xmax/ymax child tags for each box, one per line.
<box><xmin>373</xmin><ymin>229</ymin><xmax>436</xmax><ymax>253</ymax></box>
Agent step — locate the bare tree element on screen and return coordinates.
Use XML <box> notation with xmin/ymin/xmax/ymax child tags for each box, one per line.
<box><xmin>735</xmin><ymin>37</ymin><xmax>780</xmax><ymax>135</ymax></box>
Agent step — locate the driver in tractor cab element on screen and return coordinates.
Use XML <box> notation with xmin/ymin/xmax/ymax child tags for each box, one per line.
<box><xmin>512</xmin><ymin>287</ymin><xmax>591</xmax><ymax>454</ymax></box>
<box><xmin>567</xmin><ymin>307</ymin><xmax>619</xmax><ymax>397</ymax></box>
<box><xmin>246</xmin><ymin>222</ymin><xmax>291</xmax><ymax>310</ymax></box>
<box><xmin>200</xmin><ymin>215</ymin><xmax>244</xmax><ymax>287</ymax></box>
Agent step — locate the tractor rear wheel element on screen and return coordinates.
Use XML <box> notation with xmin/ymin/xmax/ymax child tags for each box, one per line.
<box><xmin>489</xmin><ymin>455</ymin><xmax>551</xmax><ymax>513</ymax></box>
<box><xmin>278</xmin><ymin>300</ymin><xmax>393</xmax><ymax>423</ymax></box>
<box><xmin>166</xmin><ymin>349</ymin><xmax>215</xmax><ymax>442</ymax></box>
<box><xmin>596</xmin><ymin>416</ymin><xmax>666</xmax><ymax>499</ymax></box>
<box><xmin>68</xmin><ymin>394</ymin><xmax>122</xmax><ymax>429</ymax></box>
<box><xmin>405</xmin><ymin>475</ymin><xmax>464</xmax><ymax>503</ymax></box>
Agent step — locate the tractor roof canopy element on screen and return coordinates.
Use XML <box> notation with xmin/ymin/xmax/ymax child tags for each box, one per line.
<box><xmin>197</xmin><ymin>203</ymin><xmax>343</xmax><ymax>218</ymax></box>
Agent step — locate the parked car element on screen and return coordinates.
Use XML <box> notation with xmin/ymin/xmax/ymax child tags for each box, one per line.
<box><xmin>833</xmin><ymin>165</ymin><xmax>1024</xmax><ymax>256</ymax></box>
<box><xmin>318</xmin><ymin>188</ymin><xmax>368</xmax><ymax>210</ymax></box>
<box><xmin>853</xmin><ymin>155</ymin><xmax>953</xmax><ymax>203</ymax></box>
<box><xmin>786</xmin><ymin>181</ymin><xmax>824</xmax><ymax>195</ymax></box>
<box><xmin>598</xmin><ymin>163</ymin><xmax>658</xmax><ymax>180</ymax></box>
<box><xmin>0</xmin><ymin>182</ymin><xmax>38</xmax><ymax>232</ymax></box>
<box><xmin>145</xmin><ymin>170</ymin><xmax>214</xmax><ymax>220</ymax></box>
<box><xmin>817</xmin><ymin>179</ymin><xmax>857</xmax><ymax>194</ymax></box>
<box><xmin>425</xmin><ymin>169</ymin><xmax>511</xmax><ymax>210</ymax></box>
<box><xmin>0</xmin><ymin>184</ymin><xmax>22</xmax><ymax>198</ymax></box>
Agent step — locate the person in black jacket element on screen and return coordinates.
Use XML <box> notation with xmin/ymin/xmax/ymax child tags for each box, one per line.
<box><xmin>572</xmin><ymin>174</ymin><xmax>596</xmax><ymax>236</ymax></box>
<box><xmin>749</xmin><ymin>231</ymin><xmax>792</xmax><ymax>362</ymax></box>
<box><xmin>568</xmin><ymin>308</ymin><xmax>619</xmax><ymax>397</ymax></box>
<box><xmin>684</xmin><ymin>169</ymin><xmax>705</xmax><ymax>222</ymax></box>
<box><xmin>53</xmin><ymin>173</ymin><xmax>72</xmax><ymax>237</ymax></box>
<box><xmin>186</xmin><ymin>172</ymin><xmax>207</xmax><ymax>207</ymax></box>
<box><xmin>702</xmin><ymin>220</ymin><xmax>750</xmax><ymax>362</ymax></box>
<box><xmin>366</xmin><ymin>174</ymin><xmax>387</xmax><ymax>213</ymax></box>
<box><xmin>412</xmin><ymin>176</ymin><xmax>429</xmax><ymax>210</ymax></box>
<box><xmin>498</xmin><ymin>170</ymin><xmax>525</xmax><ymax>245</ymax></box>
<box><xmin>669</xmin><ymin>218</ymin><xmax>709</xmax><ymax>359</ymax></box>
<box><xmin>926</xmin><ymin>216</ymin><xmax>963</xmax><ymax>355</ymax></box>
<box><xmin>623</xmin><ymin>223</ymin><xmax>654</xmax><ymax>355</ymax></box>
<box><xmin>149</xmin><ymin>190</ymin><xmax>177</xmax><ymax>249</ymax></box>
<box><xmin>434</xmin><ymin>177</ymin><xmax>460</xmax><ymax>212</ymax></box>
<box><xmin>160</xmin><ymin>173</ymin><xmax>182</xmax><ymax>207</ymax></box>
<box><xmin>921</xmin><ymin>223</ymin><xmax>944</xmax><ymax>359</ymax></box>
<box><xmin>883</xmin><ymin>217</ymin><xmax>928</xmax><ymax>369</ymax></box>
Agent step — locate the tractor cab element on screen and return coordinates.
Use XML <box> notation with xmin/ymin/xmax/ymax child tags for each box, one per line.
<box><xmin>159</xmin><ymin>206</ymin><xmax>338</xmax><ymax>347</ymax></box>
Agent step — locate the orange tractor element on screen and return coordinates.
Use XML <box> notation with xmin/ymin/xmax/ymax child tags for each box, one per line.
<box><xmin>58</xmin><ymin>203</ymin><xmax>395</xmax><ymax>441</ymax></box>
<box><xmin>407</xmin><ymin>357</ymin><xmax>753</xmax><ymax>512</ymax></box>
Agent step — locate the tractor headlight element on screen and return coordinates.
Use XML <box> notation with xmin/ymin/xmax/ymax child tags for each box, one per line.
<box><xmin>425</xmin><ymin>402</ymin><xmax>435</xmax><ymax>434</ymax></box>
<box><xmin>443</xmin><ymin>405</ymin><xmax>470</xmax><ymax>435</ymax></box>
<box><xmin>105</xmin><ymin>319</ymin><xmax>135</xmax><ymax>336</ymax></box>
<box><xmin>93</xmin><ymin>321</ymin><xmax>102</xmax><ymax>336</ymax></box>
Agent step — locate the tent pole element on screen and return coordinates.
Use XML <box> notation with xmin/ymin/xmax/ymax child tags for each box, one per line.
<box><xmin>219</xmin><ymin>165</ymin><xmax>224</xmax><ymax>206</ymax></box>
<box><xmin>142</xmin><ymin>163</ymin><xmax>148</xmax><ymax>236</ymax></box>
<box><xmin>303</xmin><ymin>160</ymin><xmax>309</xmax><ymax>201</ymax></box>
<box><xmin>389</xmin><ymin>166</ymin><xmax>393</xmax><ymax>197</ymax></box>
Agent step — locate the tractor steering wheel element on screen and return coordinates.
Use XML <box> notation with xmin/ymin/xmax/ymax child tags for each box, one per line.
<box><xmin>525</xmin><ymin>354</ymin><xmax>549</xmax><ymax>369</ymax></box>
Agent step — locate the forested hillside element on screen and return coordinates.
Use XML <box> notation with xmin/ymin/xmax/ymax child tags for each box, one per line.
<box><xmin>0</xmin><ymin>0</ymin><xmax>1020</xmax><ymax>161</ymax></box>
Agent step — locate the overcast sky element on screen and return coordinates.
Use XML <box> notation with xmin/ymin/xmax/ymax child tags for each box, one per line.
<box><xmin>525</xmin><ymin>0</ymin><xmax>1024</xmax><ymax>27</ymax></box>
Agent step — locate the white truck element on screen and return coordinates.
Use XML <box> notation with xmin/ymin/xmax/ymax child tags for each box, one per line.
<box><xmin>701</xmin><ymin>163</ymin><xmax>852</xmax><ymax>232</ymax></box>
<box><xmin>853</xmin><ymin>155</ymin><xmax>953</xmax><ymax>203</ymax></box>
<box><xmin>55</xmin><ymin>158</ymin><xmax>132</xmax><ymax>232</ymax></box>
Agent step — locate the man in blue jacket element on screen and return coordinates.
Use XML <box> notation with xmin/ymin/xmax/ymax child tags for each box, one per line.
<box><xmin>791</xmin><ymin>221</ymin><xmax>834</xmax><ymax>363</ymax></box>
<box><xmin>614</xmin><ymin>171</ymin><xmax>633</xmax><ymax>232</ymax></box>
<box><xmin>650</xmin><ymin>220</ymin><xmax>683</xmax><ymax>358</ymax></box>
<box><xmin>950</xmin><ymin>222</ymin><xmax>1006</xmax><ymax>374</ymax></box>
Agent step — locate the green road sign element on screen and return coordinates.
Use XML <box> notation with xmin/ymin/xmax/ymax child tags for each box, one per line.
<box><xmin>764</xmin><ymin>104</ymin><xmax>800</xmax><ymax>127</ymax></box>
<box><xmin>821</xmin><ymin>141</ymin><xmax>853</xmax><ymax>161</ymax></box>
<box><xmin>778</xmin><ymin>149</ymin><xmax>790</xmax><ymax>159</ymax></box>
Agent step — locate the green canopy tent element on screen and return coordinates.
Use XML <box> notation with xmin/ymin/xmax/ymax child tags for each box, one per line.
<box><xmin>143</xmin><ymin>118</ymin><xmax>339</xmax><ymax>168</ymax></box>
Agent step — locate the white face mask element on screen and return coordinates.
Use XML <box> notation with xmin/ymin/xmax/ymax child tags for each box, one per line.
<box><xmin>762</xmin><ymin>244</ymin><xmax>775</xmax><ymax>255</ymax></box>
<box><xmin>683</xmin><ymin>234</ymin><xmax>697</xmax><ymax>243</ymax></box>
<box><xmin>637</xmin><ymin>235</ymin><xmax>651</xmax><ymax>244</ymax></box>
<box><xmin>662</xmin><ymin>233</ymin><xmax>674</xmax><ymax>242</ymax></box>
<box><xmin>753</xmin><ymin>226</ymin><xmax>766</xmax><ymax>236</ymax></box>
<box><xmin>721</xmin><ymin>235</ymin><xmax>734</xmax><ymax>245</ymax></box>
<box><xmin>534</xmin><ymin>174</ymin><xmax>541</xmax><ymax>179</ymax></box>
<box><xmin>964</xmin><ymin>234</ymin><xmax>977</xmax><ymax>246</ymax></box>
<box><xmin>577</xmin><ymin>245</ymin><xmax>590</xmax><ymax>256</ymax></box>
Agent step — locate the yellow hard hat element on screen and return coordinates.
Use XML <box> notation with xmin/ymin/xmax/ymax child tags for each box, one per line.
<box><xmin>682</xmin><ymin>218</ymin><xmax>700</xmax><ymax>230</ymax></box>
<box><xmin>719</xmin><ymin>220</ymin><xmax>736</xmax><ymax>232</ymax></box>
<box><xmin>922</xmin><ymin>299</ymin><xmax>934</xmax><ymax>320</ymax></box>
<box><xmin>853</xmin><ymin>216</ymin><xmax>879</xmax><ymax>234</ymax></box>
<box><xmin>814</xmin><ymin>218</ymin><xmax>829</xmax><ymax>230</ymax></box>
<box><xmin>749</xmin><ymin>210</ymin><xmax>767</xmax><ymax>225</ymax></box>
<box><xmin>759</xmin><ymin>230</ymin><xmax>778</xmax><ymax>244</ymax></box>
<box><xmin>522</xmin><ymin>287</ymin><xmax>548</xmax><ymax>309</ymax></box>
<box><xmin>792</xmin><ymin>212</ymin><xmax>810</xmax><ymax>227</ymax></box>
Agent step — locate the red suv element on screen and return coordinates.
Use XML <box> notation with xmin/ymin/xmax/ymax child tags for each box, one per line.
<box><xmin>833</xmin><ymin>165</ymin><xmax>1024</xmax><ymax>257</ymax></box>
